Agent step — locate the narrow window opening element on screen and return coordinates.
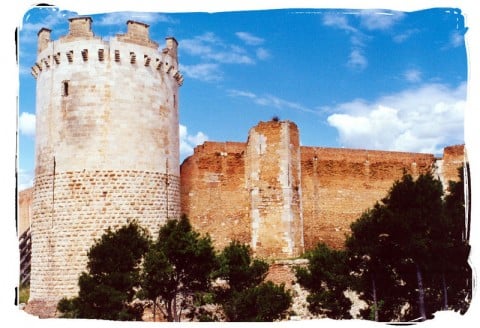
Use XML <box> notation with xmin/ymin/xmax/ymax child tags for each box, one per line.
<box><xmin>62</xmin><ymin>81</ymin><xmax>69</xmax><ymax>97</ymax></box>
<box><xmin>98</xmin><ymin>49</ymin><xmax>105</xmax><ymax>62</ymax></box>
<box><xmin>81</xmin><ymin>49</ymin><xmax>88</xmax><ymax>62</ymax></box>
<box><xmin>66</xmin><ymin>50</ymin><xmax>73</xmax><ymax>63</ymax></box>
<box><xmin>144</xmin><ymin>54</ymin><xmax>151</xmax><ymax>66</ymax></box>
<box><xmin>114</xmin><ymin>50</ymin><xmax>120</xmax><ymax>62</ymax></box>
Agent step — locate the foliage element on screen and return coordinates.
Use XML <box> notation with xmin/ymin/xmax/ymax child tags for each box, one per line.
<box><xmin>298</xmin><ymin>170</ymin><xmax>471</xmax><ymax>322</ymax></box>
<box><xmin>139</xmin><ymin>215</ymin><xmax>217</xmax><ymax>322</ymax></box>
<box><xmin>57</xmin><ymin>220</ymin><xmax>150</xmax><ymax>320</ymax></box>
<box><xmin>344</xmin><ymin>171</ymin><xmax>471</xmax><ymax>321</ymax></box>
<box><xmin>295</xmin><ymin>243</ymin><xmax>352</xmax><ymax>319</ymax></box>
<box><xmin>214</xmin><ymin>240</ymin><xmax>292</xmax><ymax>321</ymax></box>
<box><xmin>18</xmin><ymin>283</ymin><xmax>30</xmax><ymax>304</ymax></box>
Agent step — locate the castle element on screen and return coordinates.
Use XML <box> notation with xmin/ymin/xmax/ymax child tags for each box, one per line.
<box><xmin>19</xmin><ymin>17</ymin><xmax>465</xmax><ymax>317</ymax></box>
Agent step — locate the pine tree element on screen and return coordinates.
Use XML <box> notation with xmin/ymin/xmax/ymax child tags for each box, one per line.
<box><xmin>57</xmin><ymin>221</ymin><xmax>150</xmax><ymax>320</ymax></box>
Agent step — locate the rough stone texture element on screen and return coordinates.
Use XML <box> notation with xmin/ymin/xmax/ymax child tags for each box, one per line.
<box><xmin>300</xmin><ymin>147</ymin><xmax>435</xmax><ymax>249</ymax></box>
<box><xmin>180</xmin><ymin>142</ymin><xmax>250</xmax><ymax>250</ymax></box>
<box><xmin>27</xmin><ymin>17</ymin><xmax>183</xmax><ymax>316</ymax></box>
<box><xmin>20</xmin><ymin>15</ymin><xmax>466</xmax><ymax>319</ymax></box>
<box><xmin>442</xmin><ymin>145</ymin><xmax>466</xmax><ymax>185</ymax></box>
<box><xmin>180</xmin><ymin>121</ymin><xmax>464</xmax><ymax>254</ymax></box>
<box><xmin>245</xmin><ymin>121</ymin><xmax>304</xmax><ymax>258</ymax></box>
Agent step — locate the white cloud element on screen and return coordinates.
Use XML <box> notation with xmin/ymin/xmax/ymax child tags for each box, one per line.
<box><xmin>19</xmin><ymin>112</ymin><xmax>35</xmax><ymax>137</ymax></box>
<box><xmin>96</xmin><ymin>12</ymin><xmax>176</xmax><ymax>26</ymax></box>
<box><xmin>236</xmin><ymin>32</ymin><xmax>264</xmax><ymax>45</ymax></box>
<box><xmin>347</xmin><ymin>49</ymin><xmax>367</xmax><ymax>70</ymax></box>
<box><xmin>256</xmin><ymin>48</ymin><xmax>270</xmax><ymax>60</ymax></box>
<box><xmin>393</xmin><ymin>29</ymin><xmax>420</xmax><ymax>43</ymax></box>
<box><xmin>181</xmin><ymin>32</ymin><xmax>254</xmax><ymax>65</ymax></box>
<box><xmin>326</xmin><ymin>82</ymin><xmax>466</xmax><ymax>155</ymax></box>
<box><xmin>359</xmin><ymin>10</ymin><xmax>405</xmax><ymax>31</ymax></box>
<box><xmin>403</xmin><ymin>69</ymin><xmax>422</xmax><ymax>83</ymax></box>
<box><xmin>322</xmin><ymin>13</ymin><xmax>357</xmax><ymax>33</ymax></box>
<box><xmin>228</xmin><ymin>89</ymin><xmax>316</xmax><ymax>114</ymax></box>
<box><xmin>180</xmin><ymin>63</ymin><xmax>222</xmax><ymax>82</ymax></box>
<box><xmin>448</xmin><ymin>31</ymin><xmax>465</xmax><ymax>48</ymax></box>
<box><xmin>179</xmin><ymin>124</ymin><xmax>209</xmax><ymax>159</ymax></box>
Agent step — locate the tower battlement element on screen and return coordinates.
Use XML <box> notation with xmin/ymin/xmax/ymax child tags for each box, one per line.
<box><xmin>31</xmin><ymin>17</ymin><xmax>183</xmax><ymax>86</ymax></box>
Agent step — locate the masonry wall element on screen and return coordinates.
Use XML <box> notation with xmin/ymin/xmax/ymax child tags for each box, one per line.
<box><xmin>442</xmin><ymin>145</ymin><xmax>466</xmax><ymax>184</ymax></box>
<box><xmin>300</xmin><ymin>147</ymin><xmax>436</xmax><ymax>249</ymax></box>
<box><xmin>180</xmin><ymin>142</ymin><xmax>250</xmax><ymax>249</ymax></box>
<box><xmin>245</xmin><ymin>121</ymin><xmax>304</xmax><ymax>258</ymax></box>
<box><xmin>29</xmin><ymin>18</ymin><xmax>182</xmax><ymax>308</ymax></box>
<box><xmin>180</xmin><ymin>121</ymin><xmax>447</xmax><ymax>254</ymax></box>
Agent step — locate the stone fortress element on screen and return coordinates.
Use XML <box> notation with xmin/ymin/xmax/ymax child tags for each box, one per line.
<box><xmin>18</xmin><ymin>16</ymin><xmax>466</xmax><ymax>317</ymax></box>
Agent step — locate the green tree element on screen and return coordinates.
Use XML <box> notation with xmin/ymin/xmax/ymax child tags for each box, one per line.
<box><xmin>346</xmin><ymin>203</ymin><xmax>409</xmax><ymax>321</ymax></box>
<box><xmin>382</xmin><ymin>173</ymin><xmax>444</xmax><ymax>321</ymax></box>
<box><xmin>214</xmin><ymin>241</ymin><xmax>292</xmax><ymax>321</ymax></box>
<box><xmin>295</xmin><ymin>243</ymin><xmax>353</xmax><ymax>319</ymax></box>
<box><xmin>345</xmin><ymin>171</ymin><xmax>471</xmax><ymax>322</ymax></box>
<box><xmin>139</xmin><ymin>215</ymin><xmax>217</xmax><ymax>322</ymax></box>
<box><xmin>430</xmin><ymin>166</ymin><xmax>471</xmax><ymax>313</ymax></box>
<box><xmin>57</xmin><ymin>220</ymin><xmax>150</xmax><ymax>320</ymax></box>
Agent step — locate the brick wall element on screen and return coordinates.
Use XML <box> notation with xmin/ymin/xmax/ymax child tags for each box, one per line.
<box><xmin>442</xmin><ymin>145</ymin><xmax>465</xmax><ymax>184</ymax></box>
<box><xmin>180</xmin><ymin>142</ymin><xmax>250</xmax><ymax>249</ymax></box>
<box><xmin>300</xmin><ymin>147</ymin><xmax>435</xmax><ymax>249</ymax></box>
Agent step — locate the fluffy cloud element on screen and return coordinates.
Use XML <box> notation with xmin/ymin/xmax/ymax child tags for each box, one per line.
<box><xmin>181</xmin><ymin>32</ymin><xmax>254</xmax><ymax>65</ymax></box>
<box><xmin>180</xmin><ymin>63</ymin><xmax>222</xmax><ymax>82</ymax></box>
<box><xmin>359</xmin><ymin>10</ymin><xmax>405</xmax><ymax>31</ymax></box>
<box><xmin>19</xmin><ymin>112</ymin><xmax>36</xmax><ymax>137</ymax></box>
<box><xmin>323</xmin><ymin>10</ymin><xmax>404</xmax><ymax>72</ymax></box>
<box><xmin>179</xmin><ymin>124</ymin><xmax>209</xmax><ymax>160</ymax></box>
<box><xmin>326</xmin><ymin>83</ymin><xmax>466</xmax><ymax>155</ymax></box>
<box><xmin>347</xmin><ymin>49</ymin><xmax>367</xmax><ymax>71</ymax></box>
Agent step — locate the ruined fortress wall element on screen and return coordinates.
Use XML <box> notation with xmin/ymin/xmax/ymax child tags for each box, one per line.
<box><xmin>300</xmin><ymin>147</ymin><xmax>436</xmax><ymax>249</ymax></box>
<box><xmin>442</xmin><ymin>145</ymin><xmax>466</xmax><ymax>184</ymax></box>
<box><xmin>29</xmin><ymin>18</ymin><xmax>182</xmax><ymax>304</ymax></box>
<box><xmin>180</xmin><ymin>142</ymin><xmax>250</xmax><ymax>249</ymax></box>
<box><xmin>245</xmin><ymin>121</ymin><xmax>304</xmax><ymax>258</ymax></box>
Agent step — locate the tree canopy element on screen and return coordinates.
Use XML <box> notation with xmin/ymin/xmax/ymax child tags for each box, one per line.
<box><xmin>139</xmin><ymin>215</ymin><xmax>218</xmax><ymax>322</ymax></box>
<box><xmin>213</xmin><ymin>240</ymin><xmax>292</xmax><ymax>322</ymax></box>
<box><xmin>297</xmin><ymin>170</ymin><xmax>471</xmax><ymax>322</ymax></box>
<box><xmin>57</xmin><ymin>220</ymin><xmax>150</xmax><ymax>320</ymax></box>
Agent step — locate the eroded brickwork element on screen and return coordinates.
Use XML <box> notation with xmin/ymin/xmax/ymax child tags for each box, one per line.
<box><xmin>300</xmin><ymin>147</ymin><xmax>435</xmax><ymax>249</ymax></box>
<box><xmin>245</xmin><ymin>121</ymin><xmax>304</xmax><ymax>258</ymax></box>
<box><xmin>180</xmin><ymin>120</ymin><xmax>455</xmax><ymax>253</ymax></box>
<box><xmin>442</xmin><ymin>145</ymin><xmax>466</xmax><ymax>184</ymax></box>
<box><xmin>21</xmin><ymin>15</ymin><xmax>466</xmax><ymax>318</ymax></box>
<box><xmin>180</xmin><ymin>142</ymin><xmax>250</xmax><ymax>249</ymax></box>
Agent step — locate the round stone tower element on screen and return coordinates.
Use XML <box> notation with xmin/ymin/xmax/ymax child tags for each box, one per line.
<box><xmin>28</xmin><ymin>17</ymin><xmax>183</xmax><ymax>314</ymax></box>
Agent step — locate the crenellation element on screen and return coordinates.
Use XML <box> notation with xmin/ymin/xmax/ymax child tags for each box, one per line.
<box><xmin>22</xmin><ymin>15</ymin><xmax>465</xmax><ymax>318</ymax></box>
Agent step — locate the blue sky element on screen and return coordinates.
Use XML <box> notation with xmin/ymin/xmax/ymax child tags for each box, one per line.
<box><xmin>17</xmin><ymin>5</ymin><xmax>468</xmax><ymax>190</ymax></box>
